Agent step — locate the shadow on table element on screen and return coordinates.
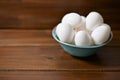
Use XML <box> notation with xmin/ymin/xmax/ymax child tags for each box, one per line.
<box><xmin>72</xmin><ymin>47</ymin><xmax>120</xmax><ymax>67</ymax></box>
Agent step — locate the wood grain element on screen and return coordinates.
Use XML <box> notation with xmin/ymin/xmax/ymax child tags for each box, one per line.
<box><xmin>0</xmin><ymin>0</ymin><xmax>119</xmax><ymax>29</ymax></box>
<box><xmin>0</xmin><ymin>30</ymin><xmax>119</xmax><ymax>46</ymax></box>
<box><xmin>0</xmin><ymin>30</ymin><xmax>119</xmax><ymax>71</ymax></box>
<box><xmin>0</xmin><ymin>30</ymin><xmax>56</xmax><ymax>46</ymax></box>
<box><xmin>0</xmin><ymin>0</ymin><xmax>119</xmax><ymax>79</ymax></box>
<box><xmin>0</xmin><ymin>46</ymin><xmax>120</xmax><ymax>71</ymax></box>
<box><xmin>0</xmin><ymin>71</ymin><xmax>119</xmax><ymax>80</ymax></box>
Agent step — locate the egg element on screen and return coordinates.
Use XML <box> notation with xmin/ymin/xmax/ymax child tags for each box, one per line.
<box><xmin>75</xmin><ymin>31</ymin><xmax>91</xmax><ymax>46</ymax></box>
<box><xmin>56</xmin><ymin>23</ymin><xmax>75</xmax><ymax>43</ymax></box>
<box><xmin>61</xmin><ymin>13</ymin><xmax>82</xmax><ymax>27</ymax></box>
<box><xmin>86</xmin><ymin>11</ymin><xmax>104</xmax><ymax>31</ymax></box>
<box><xmin>79</xmin><ymin>16</ymin><xmax>86</xmax><ymax>30</ymax></box>
<box><xmin>91</xmin><ymin>24</ymin><xmax>111</xmax><ymax>45</ymax></box>
<box><xmin>88</xmin><ymin>34</ymin><xmax>95</xmax><ymax>45</ymax></box>
<box><xmin>74</xmin><ymin>16</ymin><xmax>86</xmax><ymax>32</ymax></box>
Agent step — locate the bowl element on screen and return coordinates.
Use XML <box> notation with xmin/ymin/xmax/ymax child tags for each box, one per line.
<box><xmin>52</xmin><ymin>27</ymin><xmax>113</xmax><ymax>57</ymax></box>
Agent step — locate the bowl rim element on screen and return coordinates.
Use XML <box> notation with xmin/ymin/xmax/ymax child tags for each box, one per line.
<box><xmin>52</xmin><ymin>27</ymin><xmax>113</xmax><ymax>49</ymax></box>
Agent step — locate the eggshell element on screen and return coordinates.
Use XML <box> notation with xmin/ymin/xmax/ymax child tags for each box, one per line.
<box><xmin>75</xmin><ymin>31</ymin><xmax>91</xmax><ymax>46</ymax></box>
<box><xmin>61</xmin><ymin>13</ymin><xmax>82</xmax><ymax>27</ymax></box>
<box><xmin>80</xmin><ymin>16</ymin><xmax>86</xmax><ymax>30</ymax></box>
<box><xmin>88</xmin><ymin>35</ymin><xmax>95</xmax><ymax>45</ymax></box>
<box><xmin>56</xmin><ymin>23</ymin><xmax>75</xmax><ymax>43</ymax></box>
<box><xmin>91</xmin><ymin>24</ymin><xmax>111</xmax><ymax>45</ymax></box>
<box><xmin>86</xmin><ymin>11</ymin><xmax>104</xmax><ymax>31</ymax></box>
<box><xmin>74</xmin><ymin>16</ymin><xmax>86</xmax><ymax>32</ymax></box>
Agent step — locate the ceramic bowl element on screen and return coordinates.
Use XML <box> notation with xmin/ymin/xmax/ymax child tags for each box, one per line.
<box><xmin>52</xmin><ymin>27</ymin><xmax>113</xmax><ymax>57</ymax></box>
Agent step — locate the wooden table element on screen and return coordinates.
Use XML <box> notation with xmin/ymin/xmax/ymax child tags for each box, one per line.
<box><xmin>0</xmin><ymin>0</ymin><xmax>120</xmax><ymax>80</ymax></box>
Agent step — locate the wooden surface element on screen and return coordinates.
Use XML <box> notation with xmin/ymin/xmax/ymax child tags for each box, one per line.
<box><xmin>0</xmin><ymin>72</ymin><xmax>119</xmax><ymax>80</ymax></box>
<box><xmin>0</xmin><ymin>0</ymin><xmax>119</xmax><ymax>30</ymax></box>
<box><xmin>0</xmin><ymin>0</ymin><xmax>120</xmax><ymax>80</ymax></box>
<box><xmin>0</xmin><ymin>30</ymin><xmax>119</xmax><ymax>80</ymax></box>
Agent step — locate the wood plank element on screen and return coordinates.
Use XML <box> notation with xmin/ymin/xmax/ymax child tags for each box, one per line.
<box><xmin>0</xmin><ymin>0</ymin><xmax>119</xmax><ymax>8</ymax></box>
<box><xmin>0</xmin><ymin>0</ymin><xmax>119</xmax><ymax>29</ymax></box>
<box><xmin>0</xmin><ymin>30</ymin><xmax>119</xmax><ymax>71</ymax></box>
<box><xmin>0</xmin><ymin>8</ymin><xmax>119</xmax><ymax>29</ymax></box>
<box><xmin>0</xmin><ymin>30</ymin><xmax>57</xmax><ymax>46</ymax></box>
<box><xmin>0</xmin><ymin>30</ymin><xmax>119</xmax><ymax>46</ymax></box>
<box><xmin>0</xmin><ymin>71</ymin><xmax>119</xmax><ymax>80</ymax></box>
<box><xmin>0</xmin><ymin>46</ymin><xmax>119</xmax><ymax>71</ymax></box>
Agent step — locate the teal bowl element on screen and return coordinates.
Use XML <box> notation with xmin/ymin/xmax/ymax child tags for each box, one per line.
<box><xmin>52</xmin><ymin>27</ymin><xmax>113</xmax><ymax>57</ymax></box>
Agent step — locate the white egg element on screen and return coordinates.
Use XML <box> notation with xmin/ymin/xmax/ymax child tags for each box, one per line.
<box><xmin>91</xmin><ymin>24</ymin><xmax>111</xmax><ymax>45</ymax></box>
<box><xmin>61</xmin><ymin>13</ymin><xmax>82</xmax><ymax>27</ymax></box>
<box><xmin>80</xmin><ymin>16</ymin><xmax>86</xmax><ymax>30</ymax></box>
<box><xmin>86</xmin><ymin>11</ymin><xmax>104</xmax><ymax>31</ymax></box>
<box><xmin>56</xmin><ymin>23</ymin><xmax>75</xmax><ymax>43</ymax></box>
<box><xmin>75</xmin><ymin>31</ymin><xmax>91</xmax><ymax>46</ymax></box>
<box><xmin>89</xmin><ymin>35</ymin><xmax>95</xmax><ymax>45</ymax></box>
<box><xmin>74</xmin><ymin>16</ymin><xmax>86</xmax><ymax>32</ymax></box>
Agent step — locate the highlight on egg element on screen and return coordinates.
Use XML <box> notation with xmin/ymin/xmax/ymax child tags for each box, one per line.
<box><xmin>61</xmin><ymin>12</ymin><xmax>82</xmax><ymax>27</ymax></box>
<box><xmin>91</xmin><ymin>23</ymin><xmax>111</xmax><ymax>45</ymax></box>
<box><xmin>75</xmin><ymin>31</ymin><xmax>91</xmax><ymax>46</ymax></box>
<box><xmin>56</xmin><ymin>23</ymin><xmax>75</xmax><ymax>43</ymax></box>
<box><xmin>86</xmin><ymin>11</ymin><xmax>104</xmax><ymax>31</ymax></box>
